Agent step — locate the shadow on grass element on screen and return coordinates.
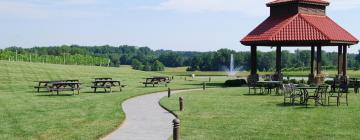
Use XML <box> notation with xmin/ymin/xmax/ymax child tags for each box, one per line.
<box><xmin>275</xmin><ymin>103</ymin><xmax>328</xmax><ymax>109</ymax></box>
<box><xmin>36</xmin><ymin>94</ymin><xmax>77</xmax><ymax>97</ymax></box>
<box><xmin>243</xmin><ymin>93</ymin><xmax>270</xmax><ymax>96</ymax></box>
<box><xmin>82</xmin><ymin>91</ymin><xmax>112</xmax><ymax>94</ymax></box>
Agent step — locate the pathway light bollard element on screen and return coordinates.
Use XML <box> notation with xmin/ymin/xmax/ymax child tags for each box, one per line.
<box><xmin>168</xmin><ymin>88</ymin><xmax>171</xmax><ymax>98</ymax></box>
<box><xmin>203</xmin><ymin>82</ymin><xmax>205</xmax><ymax>90</ymax></box>
<box><xmin>209</xmin><ymin>77</ymin><xmax>211</xmax><ymax>82</ymax></box>
<box><xmin>173</xmin><ymin>119</ymin><xmax>180</xmax><ymax>140</ymax></box>
<box><xmin>179</xmin><ymin>97</ymin><xmax>184</xmax><ymax>111</ymax></box>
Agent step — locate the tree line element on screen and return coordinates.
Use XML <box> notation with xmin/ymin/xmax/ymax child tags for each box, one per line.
<box><xmin>0</xmin><ymin>45</ymin><xmax>359</xmax><ymax>72</ymax></box>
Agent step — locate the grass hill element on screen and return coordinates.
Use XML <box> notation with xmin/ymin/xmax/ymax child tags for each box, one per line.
<box><xmin>0</xmin><ymin>61</ymin><xmax>225</xmax><ymax>140</ymax></box>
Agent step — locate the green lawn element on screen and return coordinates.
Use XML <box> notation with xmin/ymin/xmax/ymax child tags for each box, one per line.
<box><xmin>0</xmin><ymin>61</ymin><xmax>228</xmax><ymax>140</ymax></box>
<box><xmin>160</xmin><ymin>88</ymin><xmax>360</xmax><ymax>140</ymax></box>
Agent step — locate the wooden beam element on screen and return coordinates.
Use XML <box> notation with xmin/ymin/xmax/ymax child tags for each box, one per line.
<box><xmin>251</xmin><ymin>46</ymin><xmax>257</xmax><ymax>75</ymax></box>
<box><xmin>338</xmin><ymin>46</ymin><xmax>343</xmax><ymax>75</ymax></box>
<box><xmin>316</xmin><ymin>46</ymin><xmax>322</xmax><ymax>75</ymax></box>
<box><xmin>310</xmin><ymin>46</ymin><xmax>315</xmax><ymax>75</ymax></box>
<box><xmin>276</xmin><ymin>46</ymin><xmax>281</xmax><ymax>74</ymax></box>
<box><xmin>343</xmin><ymin>45</ymin><xmax>348</xmax><ymax>76</ymax></box>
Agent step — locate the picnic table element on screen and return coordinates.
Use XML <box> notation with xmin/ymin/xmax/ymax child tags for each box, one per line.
<box><xmin>257</xmin><ymin>81</ymin><xmax>282</xmax><ymax>95</ymax></box>
<box><xmin>34</xmin><ymin>80</ymin><xmax>80</xmax><ymax>92</ymax></box>
<box><xmin>142</xmin><ymin>77</ymin><xmax>171</xmax><ymax>87</ymax></box>
<box><xmin>50</xmin><ymin>81</ymin><xmax>81</xmax><ymax>95</ymax></box>
<box><xmin>91</xmin><ymin>79</ymin><xmax>125</xmax><ymax>93</ymax></box>
<box><xmin>94</xmin><ymin>78</ymin><xmax>113</xmax><ymax>81</ymax></box>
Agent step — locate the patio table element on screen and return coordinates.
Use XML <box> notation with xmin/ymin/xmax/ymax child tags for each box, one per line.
<box><xmin>297</xmin><ymin>86</ymin><xmax>323</xmax><ymax>105</ymax></box>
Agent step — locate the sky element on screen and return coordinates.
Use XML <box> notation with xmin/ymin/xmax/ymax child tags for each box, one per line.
<box><xmin>0</xmin><ymin>0</ymin><xmax>360</xmax><ymax>53</ymax></box>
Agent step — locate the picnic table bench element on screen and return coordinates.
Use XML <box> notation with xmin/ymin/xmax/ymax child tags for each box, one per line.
<box><xmin>34</xmin><ymin>80</ymin><xmax>80</xmax><ymax>92</ymax></box>
<box><xmin>49</xmin><ymin>81</ymin><xmax>81</xmax><ymax>95</ymax></box>
<box><xmin>91</xmin><ymin>79</ymin><xmax>126</xmax><ymax>93</ymax></box>
<box><xmin>142</xmin><ymin>77</ymin><xmax>171</xmax><ymax>87</ymax></box>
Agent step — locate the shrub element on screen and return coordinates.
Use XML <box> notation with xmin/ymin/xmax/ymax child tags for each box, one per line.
<box><xmin>224</xmin><ymin>79</ymin><xmax>247</xmax><ymax>87</ymax></box>
<box><xmin>289</xmin><ymin>79</ymin><xmax>299</xmax><ymax>84</ymax></box>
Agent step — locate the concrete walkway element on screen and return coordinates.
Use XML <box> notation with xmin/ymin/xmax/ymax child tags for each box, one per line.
<box><xmin>103</xmin><ymin>89</ymin><xmax>199</xmax><ymax>140</ymax></box>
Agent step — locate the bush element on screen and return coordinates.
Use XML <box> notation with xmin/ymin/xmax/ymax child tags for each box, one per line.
<box><xmin>151</xmin><ymin>60</ymin><xmax>165</xmax><ymax>71</ymax></box>
<box><xmin>289</xmin><ymin>79</ymin><xmax>299</xmax><ymax>84</ymax></box>
<box><xmin>224</xmin><ymin>79</ymin><xmax>247</xmax><ymax>87</ymax></box>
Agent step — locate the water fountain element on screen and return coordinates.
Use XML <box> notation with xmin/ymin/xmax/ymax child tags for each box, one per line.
<box><xmin>225</xmin><ymin>54</ymin><xmax>240</xmax><ymax>76</ymax></box>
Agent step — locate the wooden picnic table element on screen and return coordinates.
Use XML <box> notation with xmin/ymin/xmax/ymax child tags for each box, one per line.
<box><xmin>51</xmin><ymin>81</ymin><xmax>81</xmax><ymax>95</ymax></box>
<box><xmin>257</xmin><ymin>81</ymin><xmax>282</xmax><ymax>95</ymax></box>
<box><xmin>152</xmin><ymin>76</ymin><xmax>171</xmax><ymax>82</ymax></box>
<box><xmin>94</xmin><ymin>78</ymin><xmax>113</xmax><ymax>81</ymax></box>
<box><xmin>91</xmin><ymin>80</ymin><xmax>125</xmax><ymax>93</ymax></box>
<box><xmin>34</xmin><ymin>80</ymin><xmax>80</xmax><ymax>92</ymax></box>
<box><xmin>142</xmin><ymin>77</ymin><xmax>170</xmax><ymax>87</ymax></box>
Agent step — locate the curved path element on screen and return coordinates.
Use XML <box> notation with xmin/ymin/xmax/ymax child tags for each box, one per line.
<box><xmin>103</xmin><ymin>89</ymin><xmax>200</xmax><ymax>140</ymax></box>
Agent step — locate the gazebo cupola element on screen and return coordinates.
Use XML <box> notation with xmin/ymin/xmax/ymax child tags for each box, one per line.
<box><xmin>241</xmin><ymin>0</ymin><xmax>359</xmax><ymax>84</ymax></box>
<box><xmin>268</xmin><ymin>0</ymin><xmax>329</xmax><ymax>17</ymax></box>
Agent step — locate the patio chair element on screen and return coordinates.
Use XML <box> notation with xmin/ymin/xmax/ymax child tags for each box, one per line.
<box><xmin>305</xmin><ymin>85</ymin><xmax>328</xmax><ymax>107</ymax></box>
<box><xmin>248</xmin><ymin>82</ymin><xmax>263</xmax><ymax>94</ymax></box>
<box><xmin>283</xmin><ymin>84</ymin><xmax>301</xmax><ymax>105</ymax></box>
<box><xmin>328</xmin><ymin>83</ymin><xmax>349</xmax><ymax>106</ymax></box>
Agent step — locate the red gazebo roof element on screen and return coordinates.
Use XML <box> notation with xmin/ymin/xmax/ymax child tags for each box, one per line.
<box><xmin>241</xmin><ymin>0</ymin><xmax>359</xmax><ymax>46</ymax></box>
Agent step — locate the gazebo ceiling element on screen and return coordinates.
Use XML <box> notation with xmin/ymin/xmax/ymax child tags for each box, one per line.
<box><xmin>241</xmin><ymin>0</ymin><xmax>359</xmax><ymax>46</ymax></box>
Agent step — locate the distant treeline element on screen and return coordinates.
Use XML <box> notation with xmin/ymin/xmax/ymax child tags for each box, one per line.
<box><xmin>0</xmin><ymin>45</ymin><xmax>360</xmax><ymax>72</ymax></box>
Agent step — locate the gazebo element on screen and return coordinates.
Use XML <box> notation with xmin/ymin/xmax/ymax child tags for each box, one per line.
<box><xmin>241</xmin><ymin>0</ymin><xmax>359</xmax><ymax>85</ymax></box>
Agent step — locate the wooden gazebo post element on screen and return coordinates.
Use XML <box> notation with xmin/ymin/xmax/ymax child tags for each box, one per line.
<box><xmin>315</xmin><ymin>46</ymin><xmax>325</xmax><ymax>84</ymax></box>
<box><xmin>337</xmin><ymin>46</ymin><xmax>343</xmax><ymax>76</ymax></box>
<box><xmin>274</xmin><ymin>46</ymin><xmax>282</xmax><ymax>81</ymax></box>
<box><xmin>341</xmin><ymin>45</ymin><xmax>348</xmax><ymax>83</ymax></box>
<box><xmin>247</xmin><ymin>46</ymin><xmax>259</xmax><ymax>84</ymax></box>
<box><xmin>309</xmin><ymin>46</ymin><xmax>315</xmax><ymax>83</ymax></box>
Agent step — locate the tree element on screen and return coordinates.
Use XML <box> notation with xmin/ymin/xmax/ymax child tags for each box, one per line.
<box><xmin>131</xmin><ymin>59</ymin><xmax>143</xmax><ymax>70</ymax></box>
<box><xmin>142</xmin><ymin>63</ymin><xmax>152</xmax><ymax>71</ymax></box>
<box><xmin>152</xmin><ymin>60</ymin><xmax>165</xmax><ymax>71</ymax></box>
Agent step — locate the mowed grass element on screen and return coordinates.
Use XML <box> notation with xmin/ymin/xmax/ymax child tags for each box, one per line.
<box><xmin>161</xmin><ymin>88</ymin><xmax>360</xmax><ymax>140</ymax></box>
<box><xmin>0</xmin><ymin>61</ymin><xmax>228</xmax><ymax>140</ymax></box>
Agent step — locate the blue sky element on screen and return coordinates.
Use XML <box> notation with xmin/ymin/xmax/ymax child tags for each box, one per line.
<box><xmin>0</xmin><ymin>0</ymin><xmax>359</xmax><ymax>53</ymax></box>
